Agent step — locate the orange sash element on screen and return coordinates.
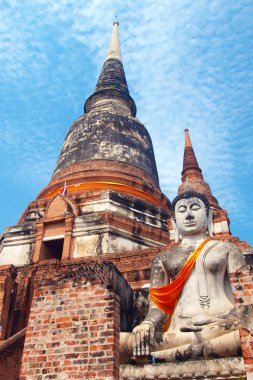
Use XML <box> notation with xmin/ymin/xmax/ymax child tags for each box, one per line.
<box><xmin>149</xmin><ymin>239</ymin><xmax>210</xmax><ymax>331</ymax></box>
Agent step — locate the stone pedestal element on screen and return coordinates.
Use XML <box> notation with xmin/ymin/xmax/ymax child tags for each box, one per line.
<box><xmin>120</xmin><ymin>357</ymin><xmax>246</xmax><ymax>379</ymax></box>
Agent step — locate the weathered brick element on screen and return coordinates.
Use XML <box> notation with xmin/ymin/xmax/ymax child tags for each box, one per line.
<box><xmin>232</xmin><ymin>268</ymin><xmax>253</xmax><ymax>378</ymax></box>
<box><xmin>20</xmin><ymin>272</ymin><xmax>120</xmax><ymax>379</ymax></box>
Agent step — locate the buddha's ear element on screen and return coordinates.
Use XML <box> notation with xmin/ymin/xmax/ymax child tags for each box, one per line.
<box><xmin>207</xmin><ymin>210</ymin><xmax>214</xmax><ymax>237</ymax></box>
<box><xmin>171</xmin><ymin>218</ymin><xmax>180</xmax><ymax>243</ymax></box>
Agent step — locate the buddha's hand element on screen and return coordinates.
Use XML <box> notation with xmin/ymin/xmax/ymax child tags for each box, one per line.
<box><xmin>132</xmin><ymin>321</ymin><xmax>155</xmax><ymax>356</ymax></box>
<box><xmin>180</xmin><ymin>314</ymin><xmax>238</xmax><ymax>332</ymax></box>
<box><xmin>193</xmin><ymin>315</ymin><xmax>238</xmax><ymax>330</ymax></box>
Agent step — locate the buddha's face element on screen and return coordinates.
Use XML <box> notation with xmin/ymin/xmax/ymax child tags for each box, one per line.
<box><xmin>174</xmin><ymin>197</ymin><xmax>208</xmax><ymax>237</ymax></box>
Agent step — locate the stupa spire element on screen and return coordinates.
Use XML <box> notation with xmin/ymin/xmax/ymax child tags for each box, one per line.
<box><xmin>84</xmin><ymin>20</ymin><xmax>136</xmax><ymax>116</ymax></box>
<box><xmin>182</xmin><ymin>129</ymin><xmax>202</xmax><ymax>179</ymax></box>
<box><xmin>178</xmin><ymin>129</ymin><xmax>220</xmax><ymax>209</ymax></box>
<box><xmin>106</xmin><ymin>17</ymin><xmax>122</xmax><ymax>62</ymax></box>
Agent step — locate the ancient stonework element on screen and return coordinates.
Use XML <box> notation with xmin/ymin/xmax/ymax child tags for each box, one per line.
<box><xmin>0</xmin><ymin>20</ymin><xmax>252</xmax><ymax>380</ymax></box>
<box><xmin>20</xmin><ymin>260</ymin><xmax>132</xmax><ymax>380</ymax></box>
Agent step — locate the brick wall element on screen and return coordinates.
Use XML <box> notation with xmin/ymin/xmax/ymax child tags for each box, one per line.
<box><xmin>0</xmin><ymin>265</ymin><xmax>17</xmax><ymax>340</ymax></box>
<box><xmin>20</xmin><ymin>259</ymin><xmax>132</xmax><ymax>380</ymax></box>
<box><xmin>0</xmin><ymin>334</ymin><xmax>25</xmax><ymax>380</ymax></box>
<box><xmin>230</xmin><ymin>265</ymin><xmax>253</xmax><ymax>379</ymax></box>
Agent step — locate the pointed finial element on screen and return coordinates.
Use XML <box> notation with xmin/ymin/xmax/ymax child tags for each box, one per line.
<box><xmin>84</xmin><ymin>17</ymin><xmax>136</xmax><ymax>116</ymax></box>
<box><xmin>184</xmin><ymin>129</ymin><xmax>192</xmax><ymax>148</ymax></box>
<box><xmin>106</xmin><ymin>18</ymin><xmax>122</xmax><ymax>62</ymax></box>
<box><xmin>178</xmin><ymin>129</ymin><xmax>221</xmax><ymax>209</ymax></box>
<box><xmin>182</xmin><ymin>129</ymin><xmax>202</xmax><ymax>177</ymax></box>
<box><xmin>113</xmin><ymin>16</ymin><xmax>119</xmax><ymax>26</ymax></box>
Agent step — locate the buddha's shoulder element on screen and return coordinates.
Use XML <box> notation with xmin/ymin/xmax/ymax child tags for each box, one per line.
<box><xmin>153</xmin><ymin>245</ymin><xmax>193</xmax><ymax>262</ymax></box>
<box><xmin>209</xmin><ymin>240</ymin><xmax>241</xmax><ymax>253</ymax></box>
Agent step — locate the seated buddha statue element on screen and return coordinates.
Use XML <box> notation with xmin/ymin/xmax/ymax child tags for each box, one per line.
<box><xmin>120</xmin><ymin>190</ymin><xmax>246</xmax><ymax>362</ymax></box>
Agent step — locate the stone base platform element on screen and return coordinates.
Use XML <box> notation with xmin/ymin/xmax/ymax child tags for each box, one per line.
<box><xmin>120</xmin><ymin>357</ymin><xmax>246</xmax><ymax>379</ymax></box>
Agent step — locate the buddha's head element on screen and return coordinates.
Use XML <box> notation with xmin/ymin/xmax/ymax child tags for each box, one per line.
<box><xmin>171</xmin><ymin>191</ymin><xmax>213</xmax><ymax>242</ymax></box>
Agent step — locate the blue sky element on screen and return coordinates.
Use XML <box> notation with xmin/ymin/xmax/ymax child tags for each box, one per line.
<box><xmin>0</xmin><ymin>0</ymin><xmax>252</xmax><ymax>246</ymax></box>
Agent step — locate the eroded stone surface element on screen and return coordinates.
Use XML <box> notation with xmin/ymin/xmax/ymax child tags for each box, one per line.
<box><xmin>53</xmin><ymin>111</ymin><xmax>159</xmax><ymax>183</ymax></box>
<box><xmin>120</xmin><ymin>357</ymin><xmax>245</xmax><ymax>379</ymax></box>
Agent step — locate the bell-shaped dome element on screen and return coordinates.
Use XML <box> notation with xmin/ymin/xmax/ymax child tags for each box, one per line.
<box><xmin>53</xmin><ymin>111</ymin><xmax>159</xmax><ymax>184</ymax></box>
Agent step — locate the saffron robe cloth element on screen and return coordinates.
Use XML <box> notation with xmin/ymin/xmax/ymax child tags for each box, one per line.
<box><xmin>149</xmin><ymin>239</ymin><xmax>210</xmax><ymax>332</ymax></box>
